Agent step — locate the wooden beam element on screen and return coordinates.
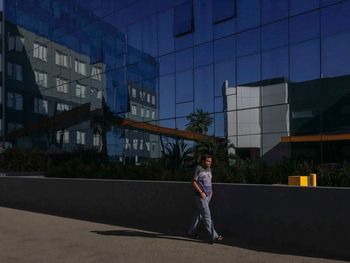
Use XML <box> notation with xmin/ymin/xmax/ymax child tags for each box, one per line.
<box><xmin>281</xmin><ymin>133</ymin><xmax>350</xmax><ymax>143</ymax></box>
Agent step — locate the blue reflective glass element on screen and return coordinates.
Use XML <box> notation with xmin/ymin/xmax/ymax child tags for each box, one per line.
<box><xmin>158</xmin><ymin>54</ymin><xmax>175</xmax><ymax>76</ymax></box>
<box><xmin>127</xmin><ymin>21</ymin><xmax>143</xmax><ymax>64</ymax></box>
<box><xmin>290</xmin><ymin>11</ymin><xmax>319</xmax><ymax>44</ymax></box>
<box><xmin>194</xmin><ymin>65</ymin><xmax>214</xmax><ymax>112</ymax></box>
<box><xmin>176</xmin><ymin>101</ymin><xmax>194</xmax><ymax>118</ymax></box>
<box><xmin>214</xmin><ymin>61</ymin><xmax>235</xmax><ymax>97</ymax></box>
<box><xmin>321</xmin><ymin>1</ymin><xmax>350</xmax><ymax>37</ymax></box>
<box><xmin>176</xmin><ymin>48</ymin><xmax>193</xmax><ymax>72</ymax></box>
<box><xmin>176</xmin><ymin>70</ymin><xmax>194</xmax><ymax>103</ymax></box>
<box><xmin>194</xmin><ymin>0</ymin><xmax>213</xmax><ymax>44</ymax></box>
<box><xmin>261</xmin><ymin>20</ymin><xmax>288</xmax><ymax>51</ymax></box>
<box><xmin>237</xmin><ymin>54</ymin><xmax>260</xmax><ymax>85</ymax></box>
<box><xmin>174</xmin><ymin>1</ymin><xmax>193</xmax><ymax>37</ymax></box>
<box><xmin>213</xmin><ymin>19</ymin><xmax>236</xmax><ymax>39</ymax></box>
<box><xmin>262</xmin><ymin>47</ymin><xmax>288</xmax><ymax>81</ymax></box>
<box><xmin>214</xmin><ymin>113</ymin><xmax>225</xmax><ymax>137</ymax></box>
<box><xmin>215</xmin><ymin>97</ymin><xmax>224</xmax><ymax>112</ymax></box>
<box><xmin>236</xmin><ymin>29</ymin><xmax>260</xmax><ymax>57</ymax></box>
<box><xmin>236</xmin><ymin>0</ymin><xmax>260</xmax><ymax>32</ymax></box>
<box><xmin>159</xmin><ymin>75</ymin><xmax>175</xmax><ymax>119</ymax></box>
<box><xmin>214</xmin><ymin>36</ymin><xmax>235</xmax><ymax>63</ymax></box>
<box><xmin>194</xmin><ymin>42</ymin><xmax>213</xmax><ymax>68</ymax></box>
<box><xmin>322</xmin><ymin>32</ymin><xmax>350</xmax><ymax>78</ymax></box>
<box><xmin>290</xmin><ymin>39</ymin><xmax>320</xmax><ymax>82</ymax></box>
<box><xmin>175</xmin><ymin>33</ymin><xmax>194</xmax><ymax>50</ymax></box>
<box><xmin>213</xmin><ymin>0</ymin><xmax>236</xmax><ymax>24</ymax></box>
<box><xmin>143</xmin><ymin>14</ymin><xmax>158</xmax><ymax>57</ymax></box>
<box><xmin>261</xmin><ymin>0</ymin><xmax>288</xmax><ymax>24</ymax></box>
<box><xmin>321</xmin><ymin>0</ymin><xmax>343</xmax><ymax>7</ymax></box>
<box><xmin>290</xmin><ymin>0</ymin><xmax>319</xmax><ymax>16</ymax></box>
<box><xmin>158</xmin><ymin>9</ymin><xmax>174</xmax><ymax>55</ymax></box>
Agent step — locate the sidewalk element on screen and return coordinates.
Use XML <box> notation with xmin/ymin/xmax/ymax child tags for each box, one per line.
<box><xmin>0</xmin><ymin>207</ymin><xmax>346</xmax><ymax>263</ymax></box>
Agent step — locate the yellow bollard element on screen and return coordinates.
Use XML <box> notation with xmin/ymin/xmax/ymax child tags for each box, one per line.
<box><xmin>308</xmin><ymin>173</ymin><xmax>317</xmax><ymax>187</ymax></box>
<box><xmin>288</xmin><ymin>176</ymin><xmax>308</xmax><ymax>186</ymax></box>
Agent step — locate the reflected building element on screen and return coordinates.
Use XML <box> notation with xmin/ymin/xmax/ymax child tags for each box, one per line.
<box><xmin>2</xmin><ymin>0</ymin><xmax>350</xmax><ymax>163</ymax></box>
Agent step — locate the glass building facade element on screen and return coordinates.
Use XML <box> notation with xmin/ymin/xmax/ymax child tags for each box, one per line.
<box><xmin>1</xmin><ymin>0</ymin><xmax>350</xmax><ymax>163</ymax></box>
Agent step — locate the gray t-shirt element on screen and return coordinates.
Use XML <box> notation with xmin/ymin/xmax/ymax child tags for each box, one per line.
<box><xmin>193</xmin><ymin>165</ymin><xmax>212</xmax><ymax>196</ymax></box>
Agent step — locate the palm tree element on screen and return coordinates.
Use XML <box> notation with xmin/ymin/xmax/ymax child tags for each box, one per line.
<box><xmin>185</xmin><ymin>109</ymin><xmax>213</xmax><ymax>135</ymax></box>
<box><xmin>162</xmin><ymin>139</ymin><xmax>192</xmax><ymax>169</ymax></box>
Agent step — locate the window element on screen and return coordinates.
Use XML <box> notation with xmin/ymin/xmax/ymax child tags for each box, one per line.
<box><xmin>55</xmin><ymin>51</ymin><xmax>69</xmax><ymax>67</ymax></box>
<box><xmin>34</xmin><ymin>98</ymin><xmax>48</xmax><ymax>115</ymax></box>
<box><xmin>93</xmin><ymin>134</ymin><xmax>101</xmax><ymax>146</ymax></box>
<box><xmin>132</xmin><ymin>88</ymin><xmax>137</xmax><ymax>98</ymax></box>
<box><xmin>139</xmin><ymin>139</ymin><xmax>143</xmax><ymax>150</ymax></box>
<box><xmin>8</xmin><ymin>35</ymin><xmax>24</xmax><ymax>52</ymax></box>
<box><xmin>76</xmin><ymin>131</ymin><xmax>86</xmax><ymax>145</ymax></box>
<box><xmin>147</xmin><ymin>94</ymin><xmax>151</xmax><ymax>103</ymax></box>
<box><xmin>151</xmin><ymin>96</ymin><xmax>156</xmax><ymax>105</ymax></box>
<box><xmin>174</xmin><ymin>1</ymin><xmax>194</xmax><ymax>37</ymax></box>
<box><xmin>56</xmin><ymin>77</ymin><xmax>68</xmax><ymax>93</ymax></box>
<box><xmin>91</xmin><ymin>66</ymin><xmax>102</xmax><ymax>81</ymax></box>
<box><xmin>125</xmin><ymin>138</ymin><xmax>131</xmax><ymax>149</ymax></box>
<box><xmin>213</xmin><ymin>0</ymin><xmax>236</xmax><ymax>24</ymax></box>
<box><xmin>141</xmin><ymin>107</ymin><xmax>145</xmax><ymax>117</ymax></box>
<box><xmin>35</xmin><ymin>71</ymin><xmax>48</xmax><ymax>87</ymax></box>
<box><xmin>56</xmin><ymin>103</ymin><xmax>71</xmax><ymax>112</ymax></box>
<box><xmin>133</xmin><ymin>139</ymin><xmax>138</xmax><ymax>150</ymax></box>
<box><xmin>151</xmin><ymin>110</ymin><xmax>155</xmax><ymax>119</ymax></box>
<box><xmin>7</xmin><ymin>63</ymin><xmax>23</xmax><ymax>81</ymax></box>
<box><xmin>131</xmin><ymin>104</ymin><xmax>137</xmax><ymax>115</ymax></box>
<box><xmin>7</xmin><ymin>92</ymin><xmax>23</xmax><ymax>110</ymax></box>
<box><xmin>146</xmin><ymin>109</ymin><xmax>150</xmax><ymax>118</ymax></box>
<box><xmin>56</xmin><ymin>130</ymin><xmax>69</xmax><ymax>144</ymax></box>
<box><xmin>97</xmin><ymin>91</ymin><xmax>103</xmax><ymax>99</ymax></box>
<box><xmin>145</xmin><ymin>141</ymin><xmax>151</xmax><ymax>151</ymax></box>
<box><xmin>74</xmin><ymin>59</ymin><xmax>86</xmax><ymax>75</ymax></box>
<box><xmin>76</xmin><ymin>83</ymin><xmax>86</xmax><ymax>98</ymax></box>
<box><xmin>33</xmin><ymin>42</ymin><xmax>47</xmax><ymax>61</ymax></box>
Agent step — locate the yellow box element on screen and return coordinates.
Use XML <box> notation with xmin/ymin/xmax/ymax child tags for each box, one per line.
<box><xmin>288</xmin><ymin>176</ymin><xmax>309</xmax><ymax>187</ymax></box>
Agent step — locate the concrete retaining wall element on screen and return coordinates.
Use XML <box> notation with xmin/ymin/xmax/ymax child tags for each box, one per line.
<box><xmin>0</xmin><ymin>177</ymin><xmax>349</xmax><ymax>260</ymax></box>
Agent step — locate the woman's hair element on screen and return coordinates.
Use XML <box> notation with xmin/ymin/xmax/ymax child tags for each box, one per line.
<box><xmin>201</xmin><ymin>154</ymin><xmax>212</xmax><ymax>162</ymax></box>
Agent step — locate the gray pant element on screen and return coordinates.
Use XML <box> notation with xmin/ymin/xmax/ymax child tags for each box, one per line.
<box><xmin>188</xmin><ymin>195</ymin><xmax>218</xmax><ymax>240</ymax></box>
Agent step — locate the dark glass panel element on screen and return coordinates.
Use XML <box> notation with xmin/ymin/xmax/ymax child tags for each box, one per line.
<box><xmin>142</xmin><ymin>14</ymin><xmax>158</xmax><ymax>57</ymax></box>
<box><xmin>158</xmin><ymin>9</ymin><xmax>174</xmax><ymax>55</ymax></box>
<box><xmin>214</xmin><ymin>35</ymin><xmax>235</xmax><ymax>63</ymax></box>
<box><xmin>213</xmin><ymin>0</ymin><xmax>236</xmax><ymax>24</ymax></box>
<box><xmin>321</xmin><ymin>0</ymin><xmax>343</xmax><ymax>7</ymax></box>
<box><xmin>236</xmin><ymin>0</ymin><xmax>260</xmax><ymax>32</ymax></box>
<box><xmin>262</xmin><ymin>47</ymin><xmax>288</xmax><ymax>81</ymax></box>
<box><xmin>194</xmin><ymin>65</ymin><xmax>214</xmax><ymax>113</ymax></box>
<box><xmin>176</xmin><ymin>101</ymin><xmax>193</xmax><ymax>118</ymax></box>
<box><xmin>174</xmin><ymin>1</ymin><xmax>194</xmax><ymax>37</ymax></box>
<box><xmin>290</xmin><ymin>80</ymin><xmax>321</xmax><ymax>135</ymax></box>
<box><xmin>289</xmin><ymin>0</ymin><xmax>319</xmax><ymax>16</ymax></box>
<box><xmin>159</xmin><ymin>75</ymin><xmax>175</xmax><ymax>119</ymax></box>
<box><xmin>194</xmin><ymin>0</ymin><xmax>213</xmax><ymax>44</ymax></box>
<box><xmin>214</xmin><ymin>112</ymin><xmax>225</xmax><ymax>137</ymax></box>
<box><xmin>261</xmin><ymin>0</ymin><xmax>288</xmax><ymax>24</ymax></box>
<box><xmin>322</xmin><ymin>32</ymin><xmax>350</xmax><ymax>78</ymax></box>
<box><xmin>158</xmin><ymin>54</ymin><xmax>175</xmax><ymax>76</ymax></box>
<box><xmin>261</xmin><ymin>20</ymin><xmax>288</xmax><ymax>51</ymax></box>
<box><xmin>236</xmin><ymin>28</ymin><xmax>260</xmax><ymax>57</ymax></box>
<box><xmin>237</xmin><ymin>54</ymin><xmax>260</xmax><ymax>85</ymax></box>
<box><xmin>290</xmin><ymin>11</ymin><xmax>319</xmax><ymax>44</ymax></box>
<box><xmin>214</xmin><ymin>61</ymin><xmax>235</xmax><ymax>97</ymax></box>
<box><xmin>176</xmin><ymin>48</ymin><xmax>193</xmax><ymax>72</ymax></box>
<box><xmin>176</xmin><ymin>70</ymin><xmax>194</xmax><ymax>103</ymax></box>
<box><xmin>291</xmin><ymin>39</ymin><xmax>320</xmax><ymax>82</ymax></box>
<box><xmin>321</xmin><ymin>1</ymin><xmax>350</xmax><ymax>37</ymax></box>
<box><xmin>194</xmin><ymin>42</ymin><xmax>213</xmax><ymax>68</ymax></box>
<box><xmin>213</xmin><ymin>19</ymin><xmax>236</xmax><ymax>39</ymax></box>
<box><xmin>127</xmin><ymin>21</ymin><xmax>143</xmax><ymax>64</ymax></box>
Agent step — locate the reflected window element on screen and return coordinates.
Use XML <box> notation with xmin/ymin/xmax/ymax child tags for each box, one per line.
<box><xmin>7</xmin><ymin>92</ymin><xmax>23</xmax><ymax>110</ymax></box>
<box><xmin>76</xmin><ymin>83</ymin><xmax>87</xmax><ymax>98</ymax></box>
<box><xmin>93</xmin><ymin>134</ymin><xmax>100</xmax><ymax>147</ymax></box>
<box><xmin>174</xmin><ymin>1</ymin><xmax>194</xmax><ymax>37</ymax></box>
<box><xmin>74</xmin><ymin>59</ymin><xmax>86</xmax><ymax>75</ymax></box>
<box><xmin>76</xmin><ymin>131</ymin><xmax>86</xmax><ymax>145</ymax></box>
<box><xmin>57</xmin><ymin>130</ymin><xmax>69</xmax><ymax>144</ymax></box>
<box><xmin>8</xmin><ymin>35</ymin><xmax>24</xmax><ymax>52</ymax></box>
<box><xmin>91</xmin><ymin>66</ymin><xmax>102</xmax><ymax>81</ymax></box>
<box><xmin>213</xmin><ymin>0</ymin><xmax>236</xmax><ymax>24</ymax></box>
<box><xmin>33</xmin><ymin>42</ymin><xmax>47</xmax><ymax>62</ymax></box>
<box><xmin>8</xmin><ymin>63</ymin><xmax>23</xmax><ymax>81</ymax></box>
<box><xmin>34</xmin><ymin>98</ymin><xmax>48</xmax><ymax>115</ymax></box>
<box><xmin>131</xmin><ymin>104</ymin><xmax>137</xmax><ymax>115</ymax></box>
<box><xmin>56</xmin><ymin>77</ymin><xmax>68</xmax><ymax>93</ymax></box>
<box><xmin>55</xmin><ymin>51</ymin><xmax>69</xmax><ymax>67</ymax></box>
<box><xmin>34</xmin><ymin>70</ymin><xmax>48</xmax><ymax>87</ymax></box>
<box><xmin>57</xmin><ymin>103</ymin><xmax>71</xmax><ymax>112</ymax></box>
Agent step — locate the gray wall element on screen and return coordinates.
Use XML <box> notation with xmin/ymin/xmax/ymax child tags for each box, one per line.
<box><xmin>0</xmin><ymin>177</ymin><xmax>349</xmax><ymax>260</ymax></box>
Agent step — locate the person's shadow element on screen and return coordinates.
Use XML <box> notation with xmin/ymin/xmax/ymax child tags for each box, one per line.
<box><xmin>91</xmin><ymin>229</ymin><xmax>207</xmax><ymax>244</ymax></box>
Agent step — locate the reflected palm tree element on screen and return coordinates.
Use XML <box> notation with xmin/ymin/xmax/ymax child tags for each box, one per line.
<box><xmin>185</xmin><ymin>109</ymin><xmax>213</xmax><ymax>135</ymax></box>
<box><xmin>162</xmin><ymin>139</ymin><xmax>192</xmax><ymax>169</ymax></box>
